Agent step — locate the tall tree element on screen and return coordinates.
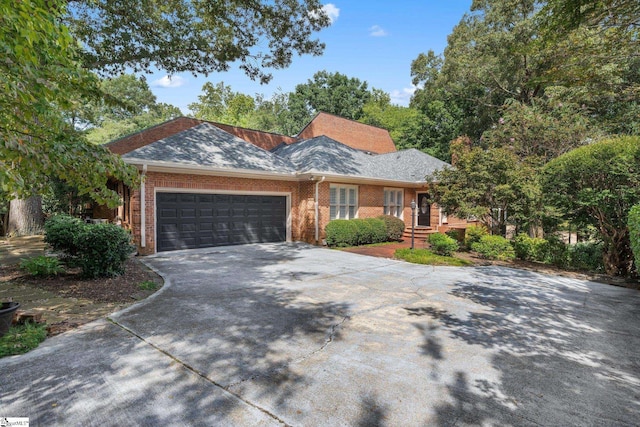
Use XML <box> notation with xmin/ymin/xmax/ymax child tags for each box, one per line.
<box><xmin>188</xmin><ymin>82</ymin><xmax>256</xmax><ymax>127</ymax></box>
<box><xmin>85</xmin><ymin>75</ymin><xmax>182</xmax><ymax>144</ymax></box>
<box><xmin>287</xmin><ymin>71</ymin><xmax>372</xmax><ymax>130</ymax></box>
<box><xmin>1</xmin><ymin>0</ymin><xmax>139</xmax><ymax>207</ymax></box>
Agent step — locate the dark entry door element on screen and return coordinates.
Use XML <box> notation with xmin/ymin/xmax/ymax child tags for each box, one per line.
<box><xmin>417</xmin><ymin>193</ymin><xmax>431</xmax><ymax>226</ymax></box>
<box><xmin>156</xmin><ymin>192</ymin><xmax>287</xmax><ymax>252</ymax></box>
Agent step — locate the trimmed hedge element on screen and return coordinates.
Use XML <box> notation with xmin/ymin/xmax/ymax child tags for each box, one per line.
<box><xmin>428</xmin><ymin>233</ymin><xmax>459</xmax><ymax>256</ymax></box>
<box><xmin>325</xmin><ymin>218</ymin><xmax>389</xmax><ymax>247</ymax></box>
<box><xmin>471</xmin><ymin>235</ymin><xmax>515</xmax><ymax>260</ymax></box>
<box><xmin>629</xmin><ymin>204</ymin><xmax>640</xmax><ymax>273</ymax></box>
<box><xmin>569</xmin><ymin>242</ymin><xmax>604</xmax><ymax>272</ymax></box>
<box><xmin>378</xmin><ymin>215</ymin><xmax>405</xmax><ymax>241</ymax></box>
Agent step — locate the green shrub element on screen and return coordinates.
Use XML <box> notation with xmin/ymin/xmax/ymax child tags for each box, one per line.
<box><xmin>19</xmin><ymin>256</ymin><xmax>64</xmax><ymax>277</ymax></box>
<box><xmin>464</xmin><ymin>225</ymin><xmax>489</xmax><ymax>248</ymax></box>
<box><xmin>73</xmin><ymin>223</ymin><xmax>135</xmax><ymax>278</ymax></box>
<box><xmin>445</xmin><ymin>228</ymin><xmax>465</xmax><ymax>244</ymax></box>
<box><xmin>378</xmin><ymin>215</ymin><xmax>405</xmax><ymax>241</ymax></box>
<box><xmin>544</xmin><ymin>235</ymin><xmax>569</xmax><ymax>268</ymax></box>
<box><xmin>44</xmin><ymin>214</ymin><xmax>86</xmax><ymax>256</ymax></box>
<box><xmin>428</xmin><ymin>233</ymin><xmax>460</xmax><ymax>256</ymax></box>
<box><xmin>629</xmin><ymin>204</ymin><xmax>640</xmax><ymax>273</ymax></box>
<box><xmin>512</xmin><ymin>233</ymin><xmax>549</xmax><ymax>262</ymax></box>
<box><xmin>568</xmin><ymin>242</ymin><xmax>604</xmax><ymax>272</ymax></box>
<box><xmin>325</xmin><ymin>220</ymin><xmax>358</xmax><ymax>247</ymax></box>
<box><xmin>471</xmin><ymin>235</ymin><xmax>515</xmax><ymax>260</ymax></box>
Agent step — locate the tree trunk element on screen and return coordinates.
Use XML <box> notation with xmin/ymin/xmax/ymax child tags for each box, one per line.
<box><xmin>602</xmin><ymin>230</ymin><xmax>634</xmax><ymax>276</ymax></box>
<box><xmin>7</xmin><ymin>196</ymin><xmax>44</xmax><ymax>237</ymax></box>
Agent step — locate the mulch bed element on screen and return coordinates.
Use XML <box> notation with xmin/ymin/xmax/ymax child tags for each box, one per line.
<box><xmin>1</xmin><ymin>258</ymin><xmax>163</xmax><ymax>303</ymax></box>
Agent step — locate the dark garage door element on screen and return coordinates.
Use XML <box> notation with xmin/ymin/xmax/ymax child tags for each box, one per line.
<box><xmin>156</xmin><ymin>192</ymin><xmax>287</xmax><ymax>252</ymax></box>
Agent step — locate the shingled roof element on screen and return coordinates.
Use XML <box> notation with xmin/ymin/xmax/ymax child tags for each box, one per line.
<box><xmin>273</xmin><ymin>136</ymin><xmax>449</xmax><ymax>182</ymax></box>
<box><xmin>122</xmin><ymin>123</ymin><xmax>296</xmax><ymax>174</ymax></box>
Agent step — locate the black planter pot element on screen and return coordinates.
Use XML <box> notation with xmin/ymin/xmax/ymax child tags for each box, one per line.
<box><xmin>0</xmin><ymin>302</ymin><xmax>20</xmax><ymax>338</ymax></box>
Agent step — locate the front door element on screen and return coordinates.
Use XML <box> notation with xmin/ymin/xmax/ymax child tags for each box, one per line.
<box><xmin>417</xmin><ymin>193</ymin><xmax>431</xmax><ymax>226</ymax></box>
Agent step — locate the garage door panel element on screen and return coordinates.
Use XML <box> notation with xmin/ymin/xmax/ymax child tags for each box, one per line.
<box><xmin>157</xmin><ymin>192</ymin><xmax>287</xmax><ymax>252</ymax></box>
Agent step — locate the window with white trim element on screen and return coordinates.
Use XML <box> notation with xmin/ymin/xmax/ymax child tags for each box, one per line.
<box><xmin>330</xmin><ymin>185</ymin><xmax>358</xmax><ymax>220</ymax></box>
<box><xmin>383</xmin><ymin>188</ymin><xmax>403</xmax><ymax>218</ymax></box>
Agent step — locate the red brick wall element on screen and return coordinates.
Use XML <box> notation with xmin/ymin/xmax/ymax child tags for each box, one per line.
<box><xmin>297</xmin><ymin>112</ymin><xmax>397</xmax><ymax>154</ymax></box>
<box><xmin>132</xmin><ymin>172</ymin><xmax>301</xmax><ymax>254</ymax></box>
<box><xmin>107</xmin><ymin>117</ymin><xmax>202</xmax><ymax>155</ymax></box>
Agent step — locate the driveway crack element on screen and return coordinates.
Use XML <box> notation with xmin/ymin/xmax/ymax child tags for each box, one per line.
<box><xmin>108</xmin><ymin>318</ymin><xmax>291</xmax><ymax>427</ymax></box>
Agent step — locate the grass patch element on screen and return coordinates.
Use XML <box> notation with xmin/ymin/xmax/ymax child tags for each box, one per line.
<box><xmin>138</xmin><ymin>280</ymin><xmax>159</xmax><ymax>291</ymax></box>
<box><xmin>395</xmin><ymin>248</ymin><xmax>473</xmax><ymax>266</ymax></box>
<box><xmin>0</xmin><ymin>322</ymin><xmax>48</xmax><ymax>358</ymax></box>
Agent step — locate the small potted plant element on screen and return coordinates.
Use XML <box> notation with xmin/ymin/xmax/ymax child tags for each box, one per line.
<box><xmin>0</xmin><ymin>301</ymin><xmax>20</xmax><ymax>338</ymax></box>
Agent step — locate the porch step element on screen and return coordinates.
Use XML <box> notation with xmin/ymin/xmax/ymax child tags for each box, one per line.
<box><xmin>402</xmin><ymin>226</ymin><xmax>437</xmax><ymax>240</ymax></box>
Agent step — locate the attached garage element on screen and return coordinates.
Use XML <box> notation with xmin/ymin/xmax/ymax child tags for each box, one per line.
<box><xmin>156</xmin><ymin>192</ymin><xmax>288</xmax><ymax>252</ymax></box>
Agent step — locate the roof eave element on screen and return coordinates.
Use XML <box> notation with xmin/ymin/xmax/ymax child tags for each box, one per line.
<box><xmin>124</xmin><ymin>158</ymin><xmax>298</xmax><ymax>181</ymax></box>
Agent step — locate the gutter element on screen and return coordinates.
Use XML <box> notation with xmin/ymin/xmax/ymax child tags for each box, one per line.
<box><xmin>314</xmin><ymin>176</ymin><xmax>326</xmax><ymax>243</ymax></box>
<box><xmin>140</xmin><ymin>164</ymin><xmax>147</xmax><ymax>248</ymax></box>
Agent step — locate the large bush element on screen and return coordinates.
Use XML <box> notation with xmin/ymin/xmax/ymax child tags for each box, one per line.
<box><xmin>512</xmin><ymin>233</ymin><xmax>548</xmax><ymax>262</ymax></box>
<box><xmin>568</xmin><ymin>242</ymin><xmax>604</xmax><ymax>272</ymax></box>
<box><xmin>73</xmin><ymin>223</ymin><xmax>135</xmax><ymax>278</ymax></box>
<box><xmin>44</xmin><ymin>215</ymin><xmax>134</xmax><ymax>278</ymax></box>
<box><xmin>378</xmin><ymin>215</ymin><xmax>405</xmax><ymax>241</ymax></box>
<box><xmin>471</xmin><ymin>235</ymin><xmax>515</xmax><ymax>260</ymax></box>
<box><xmin>464</xmin><ymin>225</ymin><xmax>489</xmax><ymax>249</ymax></box>
<box><xmin>325</xmin><ymin>220</ymin><xmax>358</xmax><ymax>247</ymax></box>
<box><xmin>428</xmin><ymin>233</ymin><xmax>459</xmax><ymax>256</ymax></box>
<box><xmin>629</xmin><ymin>204</ymin><xmax>640</xmax><ymax>273</ymax></box>
<box><xmin>44</xmin><ymin>214</ymin><xmax>85</xmax><ymax>256</ymax></box>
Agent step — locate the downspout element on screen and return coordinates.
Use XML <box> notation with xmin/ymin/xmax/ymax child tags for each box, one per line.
<box><xmin>314</xmin><ymin>176</ymin><xmax>326</xmax><ymax>244</ymax></box>
<box><xmin>140</xmin><ymin>164</ymin><xmax>147</xmax><ymax>248</ymax></box>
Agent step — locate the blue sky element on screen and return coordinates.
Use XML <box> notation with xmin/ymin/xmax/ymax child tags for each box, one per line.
<box><xmin>145</xmin><ymin>1</ymin><xmax>472</xmax><ymax>113</ymax></box>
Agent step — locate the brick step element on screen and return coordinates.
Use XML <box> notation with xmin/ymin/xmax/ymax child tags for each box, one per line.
<box><xmin>402</xmin><ymin>227</ymin><xmax>437</xmax><ymax>240</ymax></box>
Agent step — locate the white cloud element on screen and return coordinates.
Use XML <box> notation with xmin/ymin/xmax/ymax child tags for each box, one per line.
<box><xmin>151</xmin><ymin>75</ymin><xmax>186</xmax><ymax>88</ymax></box>
<box><xmin>390</xmin><ymin>85</ymin><xmax>417</xmax><ymax>106</ymax></box>
<box><xmin>322</xmin><ymin>3</ymin><xmax>340</xmax><ymax>24</ymax></box>
<box><xmin>369</xmin><ymin>25</ymin><xmax>388</xmax><ymax>37</ymax></box>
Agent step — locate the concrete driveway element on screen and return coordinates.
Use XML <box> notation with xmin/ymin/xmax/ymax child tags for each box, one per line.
<box><xmin>2</xmin><ymin>243</ymin><xmax>639</xmax><ymax>426</ymax></box>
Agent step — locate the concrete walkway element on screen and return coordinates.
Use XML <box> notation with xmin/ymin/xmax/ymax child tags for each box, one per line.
<box><xmin>2</xmin><ymin>243</ymin><xmax>639</xmax><ymax>426</ymax></box>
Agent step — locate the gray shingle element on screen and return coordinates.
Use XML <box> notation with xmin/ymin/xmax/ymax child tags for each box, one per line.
<box><xmin>273</xmin><ymin>136</ymin><xmax>449</xmax><ymax>182</ymax></box>
<box><xmin>123</xmin><ymin>123</ymin><xmax>296</xmax><ymax>173</ymax></box>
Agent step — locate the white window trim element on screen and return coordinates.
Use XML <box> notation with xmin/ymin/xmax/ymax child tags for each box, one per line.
<box><xmin>330</xmin><ymin>184</ymin><xmax>358</xmax><ymax>220</ymax></box>
<box><xmin>383</xmin><ymin>188</ymin><xmax>404</xmax><ymax>219</ymax></box>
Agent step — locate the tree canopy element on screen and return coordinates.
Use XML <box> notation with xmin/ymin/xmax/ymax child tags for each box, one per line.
<box><xmin>0</xmin><ymin>0</ymin><xmax>138</xmax><ymax>206</ymax></box>
<box><xmin>65</xmin><ymin>0</ymin><xmax>331</xmax><ymax>83</ymax></box>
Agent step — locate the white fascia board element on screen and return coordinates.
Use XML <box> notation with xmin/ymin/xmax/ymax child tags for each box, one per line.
<box><xmin>298</xmin><ymin>171</ymin><xmax>429</xmax><ymax>188</ymax></box>
<box><xmin>124</xmin><ymin>158</ymin><xmax>298</xmax><ymax>181</ymax></box>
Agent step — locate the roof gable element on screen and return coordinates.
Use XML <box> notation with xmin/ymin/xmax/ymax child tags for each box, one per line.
<box><xmin>212</xmin><ymin>122</ymin><xmax>297</xmax><ymax>151</ymax></box>
<box><xmin>122</xmin><ymin>123</ymin><xmax>296</xmax><ymax>173</ymax></box>
<box><xmin>296</xmin><ymin>112</ymin><xmax>397</xmax><ymax>154</ymax></box>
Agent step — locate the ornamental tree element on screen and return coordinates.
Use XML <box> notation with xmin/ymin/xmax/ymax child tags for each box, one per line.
<box><xmin>541</xmin><ymin>136</ymin><xmax>640</xmax><ymax>276</ymax></box>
